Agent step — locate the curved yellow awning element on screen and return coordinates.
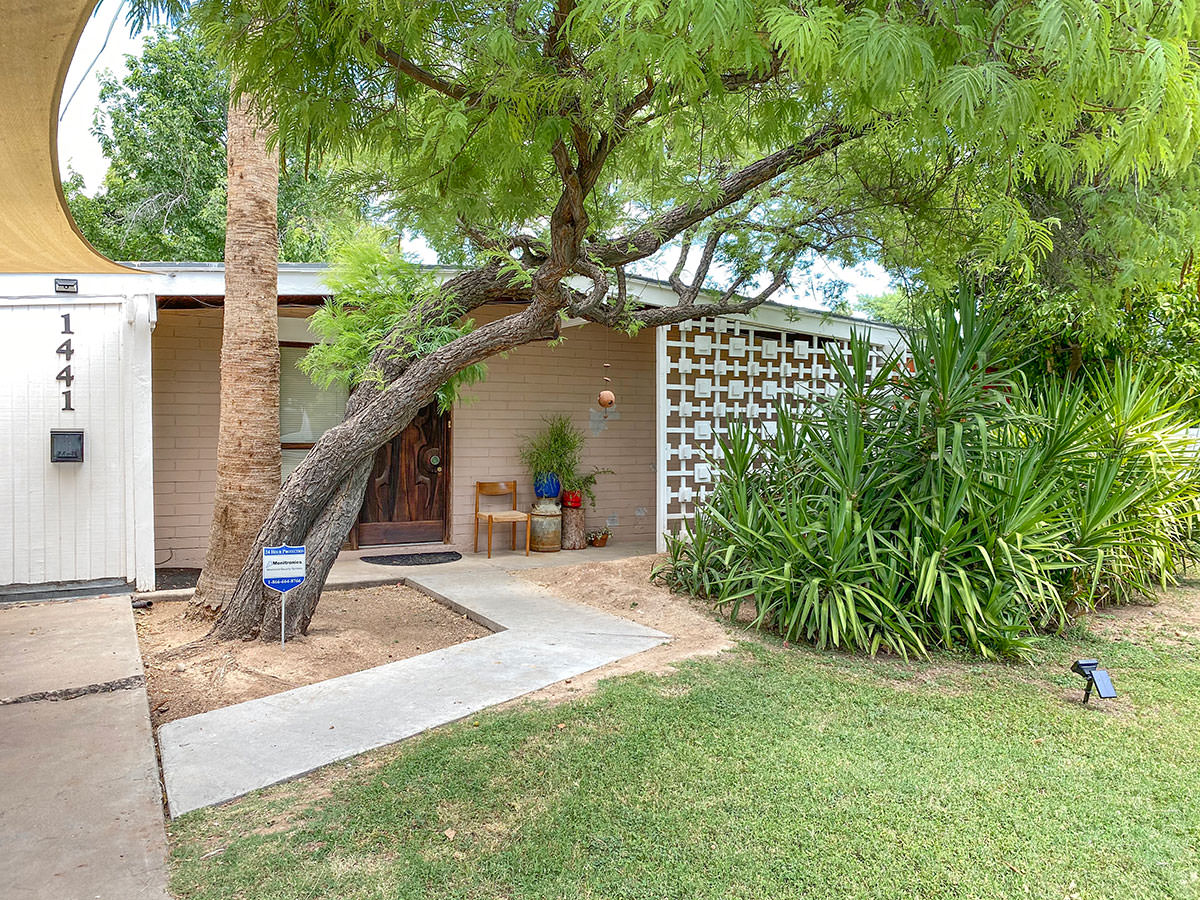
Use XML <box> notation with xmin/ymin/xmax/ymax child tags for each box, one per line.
<box><xmin>0</xmin><ymin>1</ymin><xmax>132</xmax><ymax>274</ymax></box>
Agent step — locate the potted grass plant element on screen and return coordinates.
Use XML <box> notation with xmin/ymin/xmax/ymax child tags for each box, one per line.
<box><xmin>520</xmin><ymin>414</ymin><xmax>585</xmax><ymax>499</ymax></box>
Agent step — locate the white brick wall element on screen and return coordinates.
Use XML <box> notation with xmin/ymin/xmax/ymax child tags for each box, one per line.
<box><xmin>151</xmin><ymin>309</ymin><xmax>221</xmax><ymax>567</ymax></box>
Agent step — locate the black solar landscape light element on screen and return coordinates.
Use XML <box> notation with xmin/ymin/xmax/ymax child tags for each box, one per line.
<box><xmin>1071</xmin><ymin>659</ymin><xmax>1117</xmax><ymax>704</ymax></box>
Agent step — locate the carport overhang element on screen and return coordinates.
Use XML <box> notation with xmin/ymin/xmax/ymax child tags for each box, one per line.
<box><xmin>0</xmin><ymin>1</ymin><xmax>133</xmax><ymax>275</ymax></box>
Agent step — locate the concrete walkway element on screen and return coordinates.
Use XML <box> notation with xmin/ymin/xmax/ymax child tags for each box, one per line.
<box><xmin>158</xmin><ymin>554</ymin><xmax>668</xmax><ymax>817</ymax></box>
<box><xmin>0</xmin><ymin>596</ymin><xmax>169</xmax><ymax>900</ymax></box>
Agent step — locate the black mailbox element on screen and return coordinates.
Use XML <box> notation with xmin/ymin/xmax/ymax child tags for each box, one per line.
<box><xmin>50</xmin><ymin>430</ymin><xmax>84</xmax><ymax>463</ymax></box>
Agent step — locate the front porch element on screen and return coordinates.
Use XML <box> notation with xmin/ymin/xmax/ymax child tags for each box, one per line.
<box><xmin>324</xmin><ymin>538</ymin><xmax>659</xmax><ymax>593</ymax></box>
<box><xmin>150</xmin><ymin>290</ymin><xmax>658</xmax><ymax>571</ymax></box>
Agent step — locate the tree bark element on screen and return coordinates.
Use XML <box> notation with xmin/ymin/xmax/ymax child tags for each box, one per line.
<box><xmin>261</xmin><ymin>455</ymin><xmax>373</xmax><ymax>641</ymax></box>
<box><xmin>1067</xmin><ymin>341</ymin><xmax>1084</xmax><ymax>378</ymax></box>
<box><xmin>561</xmin><ymin>507</ymin><xmax>586</xmax><ymax>550</ymax></box>
<box><xmin>191</xmin><ymin>92</ymin><xmax>281</xmax><ymax>615</ymax></box>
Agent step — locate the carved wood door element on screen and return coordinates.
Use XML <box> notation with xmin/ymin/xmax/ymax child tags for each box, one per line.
<box><xmin>356</xmin><ymin>403</ymin><xmax>450</xmax><ymax>545</ymax></box>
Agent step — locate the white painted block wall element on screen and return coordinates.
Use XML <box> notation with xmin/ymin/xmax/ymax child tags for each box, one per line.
<box><xmin>0</xmin><ymin>279</ymin><xmax>155</xmax><ymax>591</ymax></box>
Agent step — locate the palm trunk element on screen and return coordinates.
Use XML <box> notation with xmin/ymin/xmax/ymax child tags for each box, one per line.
<box><xmin>191</xmin><ymin>93</ymin><xmax>281</xmax><ymax>614</ymax></box>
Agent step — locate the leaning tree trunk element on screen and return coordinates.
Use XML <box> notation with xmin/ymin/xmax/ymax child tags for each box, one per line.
<box><xmin>209</xmin><ymin>273</ymin><xmax>557</xmax><ymax>641</ymax></box>
<box><xmin>255</xmin><ymin>376</ymin><xmax>380</xmax><ymax>642</ymax></box>
<box><xmin>212</xmin><ymin>171</ymin><xmax>589</xmax><ymax>642</ymax></box>
<box><xmin>191</xmin><ymin>93</ymin><xmax>281</xmax><ymax>615</ymax></box>
<box><xmin>272</xmin><ymin>456</ymin><xmax>374</xmax><ymax>638</ymax></box>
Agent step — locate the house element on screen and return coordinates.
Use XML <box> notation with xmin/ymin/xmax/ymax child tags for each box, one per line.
<box><xmin>0</xmin><ymin>261</ymin><xmax>905</xmax><ymax>600</ymax></box>
<box><xmin>0</xmin><ymin>2</ymin><xmax>904</xmax><ymax>598</ymax></box>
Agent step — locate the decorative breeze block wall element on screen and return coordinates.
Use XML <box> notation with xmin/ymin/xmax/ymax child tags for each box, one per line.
<box><xmin>662</xmin><ymin>317</ymin><xmax>891</xmax><ymax>531</ymax></box>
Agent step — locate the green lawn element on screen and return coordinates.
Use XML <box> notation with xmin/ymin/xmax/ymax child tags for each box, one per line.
<box><xmin>169</xmin><ymin>602</ymin><xmax>1200</xmax><ymax>900</ymax></box>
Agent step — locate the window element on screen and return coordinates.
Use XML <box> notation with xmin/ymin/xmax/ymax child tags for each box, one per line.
<box><xmin>280</xmin><ymin>344</ymin><xmax>348</xmax><ymax>479</ymax></box>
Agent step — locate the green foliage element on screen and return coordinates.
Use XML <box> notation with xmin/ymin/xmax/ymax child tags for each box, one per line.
<box><xmin>854</xmin><ymin>287</ymin><xmax>922</xmax><ymax>327</ymax></box>
<box><xmin>300</xmin><ymin>230</ymin><xmax>485</xmax><ymax>412</ymax></box>
<box><xmin>656</xmin><ymin>290</ymin><xmax>1200</xmax><ymax>660</ymax></box>
<box><xmin>986</xmin><ymin>277</ymin><xmax>1200</xmax><ymax>407</ymax></box>
<box><xmin>186</xmin><ymin>0</ymin><xmax>1200</xmax><ymax>293</ymax></box>
<box><xmin>560</xmin><ymin>466</ymin><xmax>614</xmax><ymax>510</ymax></box>
<box><xmin>965</xmin><ymin>162</ymin><xmax>1200</xmax><ymax>388</ymax></box>
<box><xmin>519</xmin><ymin>415</ymin><xmax>586</xmax><ymax>482</ymax></box>
<box><xmin>63</xmin><ymin>22</ymin><xmax>359</xmax><ymax>262</ymax></box>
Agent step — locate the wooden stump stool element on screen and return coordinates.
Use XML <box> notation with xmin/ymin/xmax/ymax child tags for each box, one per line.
<box><xmin>561</xmin><ymin>506</ymin><xmax>587</xmax><ymax>550</ymax></box>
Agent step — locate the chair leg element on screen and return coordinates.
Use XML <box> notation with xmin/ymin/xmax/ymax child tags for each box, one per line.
<box><xmin>511</xmin><ymin>522</ymin><xmax>517</xmax><ymax>550</ymax></box>
<box><xmin>487</xmin><ymin>517</ymin><xmax>493</xmax><ymax>559</ymax></box>
<box><xmin>525</xmin><ymin>516</ymin><xmax>531</xmax><ymax>556</ymax></box>
<box><xmin>474</xmin><ymin>518</ymin><xmax>479</xmax><ymax>553</ymax></box>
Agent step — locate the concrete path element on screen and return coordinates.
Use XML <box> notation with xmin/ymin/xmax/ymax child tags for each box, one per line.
<box><xmin>158</xmin><ymin>563</ymin><xmax>668</xmax><ymax>817</ymax></box>
<box><xmin>0</xmin><ymin>597</ymin><xmax>169</xmax><ymax>900</ymax></box>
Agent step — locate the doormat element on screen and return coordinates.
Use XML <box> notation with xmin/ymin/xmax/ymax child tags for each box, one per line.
<box><xmin>360</xmin><ymin>551</ymin><xmax>463</xmax><ymax>567</ymax></box>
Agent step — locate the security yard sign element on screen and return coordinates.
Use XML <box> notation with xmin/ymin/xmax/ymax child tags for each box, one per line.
<box><xmin>263</xmin><ymin>545</ymin><xmax>306</xmax><ymax>647</ymax></box>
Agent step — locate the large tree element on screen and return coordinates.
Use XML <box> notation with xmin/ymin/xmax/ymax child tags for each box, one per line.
<box><xmin>188</xmin><ymin>0</ymin><xmax>1200</xmax><ymax>640</ymax></box>
<box><xmin>189</xmin><ymin>93</ymin><xmax>283</xmax><ymax>612</ymax></box>
<box><xmin>64</xmin><ymin>23</ymin><xmax>356</xmax><ymax>262</ymax></box>
<box><xmin>117</xmin><ymin>1</ymin><xmax>290</xmax><ymax>613</ymax></box>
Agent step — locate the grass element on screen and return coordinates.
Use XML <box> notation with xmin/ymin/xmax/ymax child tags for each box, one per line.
<box><xmin>169</xmin><ymin>605</ymin><xmax>1200</xmax><ymax>900</ymax></box>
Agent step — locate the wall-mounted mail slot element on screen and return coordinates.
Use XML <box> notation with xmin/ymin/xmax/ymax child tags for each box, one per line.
<box><xmin>50</xmin><ymin>430</ymin><xmax>84</xmax><ymax>463</ymax></box>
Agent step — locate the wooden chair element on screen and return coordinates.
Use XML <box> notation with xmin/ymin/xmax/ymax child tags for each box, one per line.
<box><xmin>474</xmin><ymin>481</ymin><xmax>531</xmax><ymax>558</ymax></box>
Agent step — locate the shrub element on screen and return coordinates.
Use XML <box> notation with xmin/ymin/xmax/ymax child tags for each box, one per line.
<box><xmin>655</xmin><ymin>292</ymin><xmax>1200</xmax><ymax>659</ymax></box>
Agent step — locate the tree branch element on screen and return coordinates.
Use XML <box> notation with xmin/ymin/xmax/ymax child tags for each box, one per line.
<box><xmin>630</xmin><ymin>270</ymin><xmax>789</xmax><ymax>328</ymax></box>
<box><xmin>364</xmin><ymin>33</ymin><xmax>472</xmax><ymax>103</ymax></box>
<box><xmin>590</xmin><ymin>122</ymin><xmax>859</xmax><ymax>267</ymax></box>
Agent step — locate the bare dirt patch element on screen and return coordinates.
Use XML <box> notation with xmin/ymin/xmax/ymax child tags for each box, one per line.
<box><xmin>1084</xmin><ymin>578</ymin><xmax>1200</xmax><ymax>645</ymax></box>
<box><xmin>512</xmin><ymin>553</ymin><xmax>740</xmax><ymax>703</ymax></box>
<box><xmin>136</xmin><ymin>584</ymin><xmax>488</xmax><ymax>727</ymax></box>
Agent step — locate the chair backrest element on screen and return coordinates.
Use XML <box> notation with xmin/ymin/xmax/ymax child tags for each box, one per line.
<box><xmin>476</xmin><ymin>481</ymin><xmax>517</xmax><ymax>513</ymax></box>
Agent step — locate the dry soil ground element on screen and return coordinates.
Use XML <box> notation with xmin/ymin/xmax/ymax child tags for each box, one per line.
<box><xmin>1084</xmin><ymin>576</ymin><xmax>1200</xmax><ymax>645</ymax></box>
<box><xmin>513</xmin><ymin>553</ymin><xmax>740</xmax><ymax>703</ymax></box>
<box><xmin>135</xmin><ymin>583</ymin><xmax>487</xmax><ymax>727</ymax></box>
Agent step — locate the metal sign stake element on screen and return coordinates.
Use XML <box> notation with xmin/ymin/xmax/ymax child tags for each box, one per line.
<box><xmin>262</xmin><ymin>545</ymin><xmax>307</xmax><ymax>649</ymax></box>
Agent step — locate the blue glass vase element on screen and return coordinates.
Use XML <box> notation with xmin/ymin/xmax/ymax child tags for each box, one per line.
<box><xmin>533</xmin><ymin>472</ymin><xmax>561</xmax><ymax>499</ymax></box>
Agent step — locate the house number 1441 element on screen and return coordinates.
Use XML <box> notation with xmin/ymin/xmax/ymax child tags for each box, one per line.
<box><xmin>57</xmin><ymin>313</ymin><xmax>74</xmax><ymax>412</ymax></box>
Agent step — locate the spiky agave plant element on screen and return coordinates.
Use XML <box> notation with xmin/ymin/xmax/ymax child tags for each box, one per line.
<box><xmin>656</xmin><ymin>287</ymin><xmax>1200</xmax><ymax>660</ymax></box>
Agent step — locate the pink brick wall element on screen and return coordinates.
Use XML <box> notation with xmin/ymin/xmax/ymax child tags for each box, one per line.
<box><xmin>449</xmin><ymin>307</ymin><xmax>658</xmax><ymax>550</ymax></box>
<box><xmin>150</xmin><ymin>304</ymin><xmax>659</xmax><ymax>564</ymax></box>
<box><xmin>152</xmin><ymin>309</ymin><xmax>222</xmax><ymax>567</ymax></box>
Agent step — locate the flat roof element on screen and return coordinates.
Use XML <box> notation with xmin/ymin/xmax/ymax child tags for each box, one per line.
<box><xmin>131</xmin><ymin>261</ymin><xmax>904</xmax><ymax>341</ymax></box>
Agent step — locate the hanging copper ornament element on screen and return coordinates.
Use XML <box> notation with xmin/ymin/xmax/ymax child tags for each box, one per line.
<box><xmin>598</xmin><ymin>389</ymin><xmax>616</xmax><ymax>408</ymax></box>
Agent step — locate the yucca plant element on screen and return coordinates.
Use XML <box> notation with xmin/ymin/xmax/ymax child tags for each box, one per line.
<box><xmin>655</xmin><ymin>287</ymin><xmax>1200</xmax><ymax>660</ymax></box>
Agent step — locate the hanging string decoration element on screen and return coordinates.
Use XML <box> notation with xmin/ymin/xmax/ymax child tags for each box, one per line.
<box><xmin>598</xmin><ymin>361</ymin><xmax>615</xmax><ymax>414</ymax></box>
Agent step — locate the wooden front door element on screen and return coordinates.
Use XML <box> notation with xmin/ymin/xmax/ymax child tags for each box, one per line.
<box><xmin>356</xmin><ymin>404</ymin><xmax>450</xmax><ymax>545</ymax></box>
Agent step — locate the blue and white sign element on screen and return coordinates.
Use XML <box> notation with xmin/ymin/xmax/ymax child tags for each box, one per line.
<box><xmin>262</xmin><ymin>545</ymin><xmax>306</xmax><ymax>593</ymax></box>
